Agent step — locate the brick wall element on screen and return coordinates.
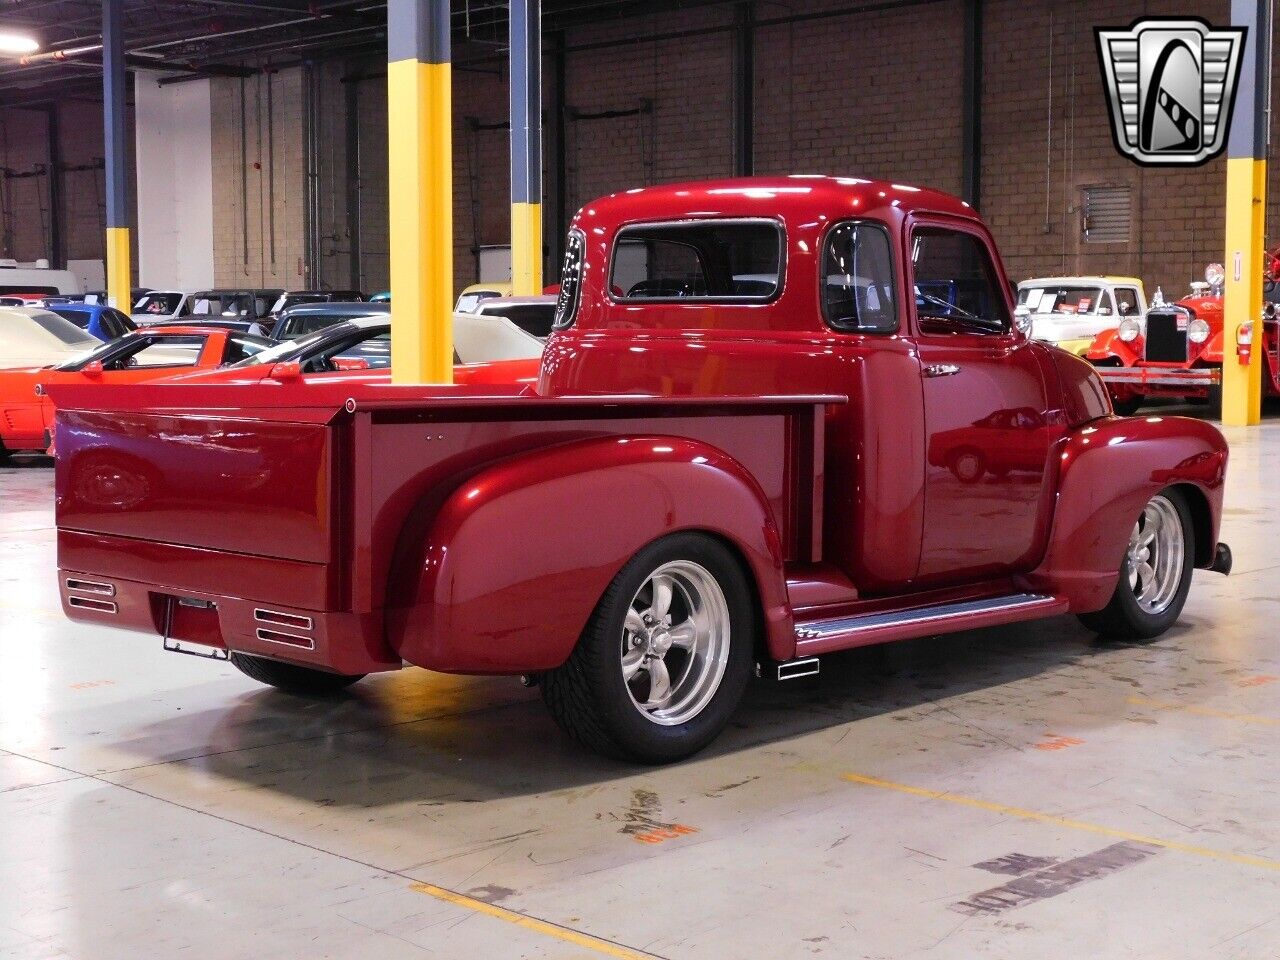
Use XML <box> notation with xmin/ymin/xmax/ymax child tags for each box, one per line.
<box><xmin>982</xmin><ymin>0</ymin><xmax>1234</xmax><ymax>298</ymax></box>
<box><xmin>24</xmin><ymin>3</ymin><xmax>1277</xmax><ymax>301</ymax></box>
<box><xmin>0</xmin><ymin>100</ymin><xmax>125</xmax><ymax>270</ymax></box>
<box><xmin>209</xmin><ymin>68</ymin><xmax>306</xmax><ymax>289</ymax></box>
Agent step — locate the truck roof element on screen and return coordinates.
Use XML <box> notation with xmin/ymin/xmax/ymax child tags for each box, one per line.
<box><xmin>574</xmin><ymin>175</ymin><xmax>980</xmax><ymax>226</ymax></box>
<box><xmin>1019</xmin><ymin>276</ymin><xmax>1145</xmax><ymax>288</ymax></box>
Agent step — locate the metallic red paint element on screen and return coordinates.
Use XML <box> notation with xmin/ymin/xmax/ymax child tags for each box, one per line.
<box><xmin>50</xmin><ymin>176</ymin><xmax>1229</xmax><ymax>681</ymax></box>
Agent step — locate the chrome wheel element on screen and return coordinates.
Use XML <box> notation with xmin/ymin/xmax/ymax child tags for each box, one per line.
<box><xmin>620</xmin><ymin>560</ymin><xmax>731</xmax><ymax>726</ymax></box>
<box><xmin>1126</xmin><ymin>494</ymin><xmax>1185</xmax><ymax>615</ymax></box>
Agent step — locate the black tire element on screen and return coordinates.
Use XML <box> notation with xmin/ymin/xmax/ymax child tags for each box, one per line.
<box><xmin>1205</xmin><ymin>383</ymin><xmax>1223</xmax><ymax>419</ymax></box>
<box><xmin>1111</xmin><ymin>394</ymin><xmax>1143</xmax><ymax>417</ymax></box>
<box><xmin>541</xmin><ymin>532</ymin><xmax>756</xmax><ymax>763</ymax></box>
<box><xmin>0</xmin><ymin>438</ymin><xmax>11</xmax><ymax>463</ymax></box>
<box><xmin>948</xmin><ymin>447</ymin><xmax>986</xmax><ymax>483</ymax></box>
<box><xmin>228</xmin><ymin>651</ymin><xmax>364</xmax><ymax>694</ymax></box>
<box><xmin>1077</xmin><ymin>488</ymin><xmax>1195</xmax><ymax>640</ymax></box>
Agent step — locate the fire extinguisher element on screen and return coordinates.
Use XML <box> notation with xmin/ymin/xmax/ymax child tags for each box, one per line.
<box><xmin>1237</xmin><ymin>320</ymin><xmax>1254</xmax><ymax>364</ymax></box>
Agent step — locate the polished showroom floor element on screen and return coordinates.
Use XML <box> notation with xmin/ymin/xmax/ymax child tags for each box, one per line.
<box><xmin>2</xmin><ymin>405</ymin><xmax>1278</xmax><ymax>960</ymax></box>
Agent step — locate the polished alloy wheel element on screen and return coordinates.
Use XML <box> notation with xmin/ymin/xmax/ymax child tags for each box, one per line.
<box><xmin>620</xmin><ymin>560</ymin><xmax>731</xmax><ymax>726</ymax></box>
<box><xmin>1126</xmin><ymin>494</ymin><xmax>1185</xmax><ymax>614</ymax></box>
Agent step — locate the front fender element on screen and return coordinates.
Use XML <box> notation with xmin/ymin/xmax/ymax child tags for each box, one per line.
<box><xmin>390</xmin><ymin>435</ymin><xmax>791</xmax><ymax>673</ymax></box>
<box><xmin>1026</xmin><ymin>416</ymin><xmax>1227</xmax><ymax>612</ymax></box>
<box><xmin>1085</xmin><ymin>329</ymin><xmax>1139</xmax><ymax>365</ymax></box>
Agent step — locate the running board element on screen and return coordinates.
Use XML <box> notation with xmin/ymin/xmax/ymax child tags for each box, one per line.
<box><xmin>794</xmin><ymin>592</ymin><xmax>1066</xmax><ymax>655</ymax></box>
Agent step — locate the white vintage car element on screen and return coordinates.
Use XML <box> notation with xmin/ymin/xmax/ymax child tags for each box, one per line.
<box><xmin>0</xmin><ymin>307</ymin><xmax>98</xmax><ymax>370</ymax></box>
<box><xmin>1015</xmin><ymin>276</ymin><xmax>1148</xmax><ymax>355</ymax></box>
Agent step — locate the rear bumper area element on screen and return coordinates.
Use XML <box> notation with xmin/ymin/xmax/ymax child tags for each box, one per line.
<box><xmin>58</xmin><ymin>531</ymin><xmax>400</xmax><ymax>675</ymax></box>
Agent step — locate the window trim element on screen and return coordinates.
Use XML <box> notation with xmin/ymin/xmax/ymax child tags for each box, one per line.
<box><xmin>818</xmin><ymin>218</ymin><xmax>900</xmax><ymax>335</ymax></box>
<box><xmin>908</xmin><ymin>219</ymin><xmax>1013</xmax><ymax>339</ymax></box>
<box><xmin>605</xmin><ymin>216</ymin><xmax>786</xmax><ymax>306</ymax></box>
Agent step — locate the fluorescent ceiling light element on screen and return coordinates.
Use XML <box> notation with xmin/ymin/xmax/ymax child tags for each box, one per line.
<box><xmin>0</xmin><ymin>33</ymin><xmax>40</xmax><ymax>55</ymax></box>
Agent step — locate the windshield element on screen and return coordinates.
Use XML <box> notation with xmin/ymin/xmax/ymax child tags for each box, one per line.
<box><xmin>134</xmin><ymin>292</ymin><xmax>184</xmax><ymax>315</ymax></box>
<box><xmin>1019</xmin><ymin>285</ymin><xmax>1104</xmax><ymax>315</ymax></box>
<box><xmin>27</xmin><ymin>310</ymin><xmax>99</xmax><ymax>346</ymax></box>
<box><xmin>231</xmin><ymin>326</ymin><xmax>346</xmax><ymax>367</ymax></box>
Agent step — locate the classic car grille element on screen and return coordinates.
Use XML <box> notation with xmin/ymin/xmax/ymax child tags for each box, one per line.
<box><xmin>1144</xmin><ymin>310</ymin><xmax>1189</xmax><ymax>362</ymax></box>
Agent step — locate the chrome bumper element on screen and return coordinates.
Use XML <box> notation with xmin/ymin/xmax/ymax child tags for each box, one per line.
<box><xmin>1095</xmin><ymin>367</ymin><xmax>1221</xmax><ymax>387</ymax></box>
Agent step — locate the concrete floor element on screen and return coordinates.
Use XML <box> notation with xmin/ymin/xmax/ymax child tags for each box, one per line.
<box><xmin>2</xmin><ymin>405</ymin><xmax>1278</xmax><ymax>960</ymax></box>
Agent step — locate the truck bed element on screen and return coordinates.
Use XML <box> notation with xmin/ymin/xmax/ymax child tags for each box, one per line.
<box><xmin>51</xmin><ymin>381</ymin><xmax>841</xmax><ymax>674</ymax></box>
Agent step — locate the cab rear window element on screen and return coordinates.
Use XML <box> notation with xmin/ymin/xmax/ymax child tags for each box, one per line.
<box><xmin>609</xmin><ymin>219</ymin><xmax>782</xmax><ymax>302</ymax></box>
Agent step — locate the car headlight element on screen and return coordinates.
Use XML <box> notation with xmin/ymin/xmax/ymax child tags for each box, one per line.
<box><xmin>1187</xmin><ymin>317</ymin><xmax>1211</xmax><ymax>344</ymax></box>
<box><xmin>1118</xmin><ymin>317</ymin><xmax>1142</xmax><ymax>342</ymax></box>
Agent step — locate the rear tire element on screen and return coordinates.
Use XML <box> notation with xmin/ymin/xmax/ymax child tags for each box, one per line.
<box><xmin>229</xmin><ymin>651</ymin><xmax>364</xmax><ymax>694</ymax></box>
<box><xmin>541</xmin><ymin>532</ymin><xmax>755</xmax><ymax>763</ymax></box>
<box><xmin>0</xmin><ymin>439</ymin><xmax>11</xmax><ymax>463</ymax></box>
<box><xmin>1205</xmin><ymin>383</ymin><xmax>1223</xmax><ymax>419</ymax></box>
<box><xmin>1077</xmin><ymin>489</ymin><xmax>1194</xmax><ymax>640</ymax></box>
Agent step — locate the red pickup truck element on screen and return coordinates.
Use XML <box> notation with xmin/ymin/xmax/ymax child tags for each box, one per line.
<box><xmin>52</xmin><ymin>176</ymin><xmax>1231</xmax><ymax>763</ymax></box>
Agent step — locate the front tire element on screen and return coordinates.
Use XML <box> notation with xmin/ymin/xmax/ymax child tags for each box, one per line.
<box><xmin>229</xmin><ymin>651</ymin><xmax>364</xmax><ymax>694</ymax></box>
<box><xmin>1077</xmin><ymin>489</ymin><xmax>1194</xmax><ymax>640</ymax></box>
<box><xmin>541</xmin><ymin>532</ymin><xmax>755</xmax><ymax>763</ymax></box>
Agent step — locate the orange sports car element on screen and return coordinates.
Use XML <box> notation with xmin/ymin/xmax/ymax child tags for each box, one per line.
<box><xmin>0</xmin><ymin>325</ymin><xmax>272</xmax><ymax>459</ymax></box>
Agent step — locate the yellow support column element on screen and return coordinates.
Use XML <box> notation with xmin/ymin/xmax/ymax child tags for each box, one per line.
<box><xmin>103</xmin><ymin>0</ymin><xmax>132</xmax><ymax>310</ymax></box>
<box><xmin>105</xmin><ymin>226</ymin><xmax>131</xmax><ymax>313</ymax></box>
<box><xmin>1222</xmin><ymin>158</ymin><xmax>1266</xmax><ymax>425</ymax></box>
<box><xmin>388</xmin><ymin>0</ymin><xmax>453</xmax><ymax>385</ymax></box>
<box><xmin>509</xmin><ymin>0</ymin><xmax>543</xmax><ymax>295</ymax></box>
<box><xmin>511</xmin><ymin>201</ymin><xmax>542</xmax><ymax>294</ymax></box>
<box><xmin>1221</xmin><ymin>0</ymin><xmax>1271</xmax><ymax>426</ymax></box>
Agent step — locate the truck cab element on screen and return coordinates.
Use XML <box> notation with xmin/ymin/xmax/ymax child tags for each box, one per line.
<box><xmin>51</xmin><ymin>176</ymin><xmax>1229</xmax><ymax>763</ymax></box>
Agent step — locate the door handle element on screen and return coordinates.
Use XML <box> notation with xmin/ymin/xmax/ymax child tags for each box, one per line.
<box><xmin>923</xmin><ymin>363</ymin><xmax>961</xmax><ymax>378</ymax></box>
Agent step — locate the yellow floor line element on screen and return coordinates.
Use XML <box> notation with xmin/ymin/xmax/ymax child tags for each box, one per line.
<box><xmin>842</xmin><ymin>772</ymin><xmax>1280</xmax><ymax>872</ymax></box>
<box><xmin>1128</xmin><ymin>695</ymin><xmax>1280</xmax><ymax>726</ymax></box>
<box><xmin>410</xmin><ymin>882</ymin><xmax>662</xmax><ymax>959</ymax></box>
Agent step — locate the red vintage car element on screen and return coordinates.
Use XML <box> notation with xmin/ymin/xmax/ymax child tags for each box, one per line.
<box><xmin>51</xmin><ymin>176</ymin><xmax>1230</xmax><ymax>762</ymax></box>
<box><xmin>1086</xmin><ymin>263</ymin><xmax>1280</xmax><ymax>414</ymax></box>
<box><xmin>0</xmin><ymin>325</ymin><xmax>271</xmax><ymax>458</ymax></box>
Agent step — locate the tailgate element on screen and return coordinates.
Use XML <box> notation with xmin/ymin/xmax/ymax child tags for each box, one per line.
<box><xmin>54</xmin><ymin>393</ymin><xmax>342</xmax><ymax>565</ymax></box>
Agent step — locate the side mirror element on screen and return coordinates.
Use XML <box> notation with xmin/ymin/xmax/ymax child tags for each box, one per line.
<box><xmin>82</xmin><ymin>360</ymin><xmax>104</xmax><ymax>378</ymax></box>
<box><xmin>269</xmin><ymin>360</ymin><xmax>303</xmax><ymax>380</ymax></box>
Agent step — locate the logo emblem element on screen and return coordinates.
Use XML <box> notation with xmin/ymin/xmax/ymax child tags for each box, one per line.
<box><xmin>1096</xmin><ymin>17</ymin><xmax>1246</xmax><ymax>166</ymax></box>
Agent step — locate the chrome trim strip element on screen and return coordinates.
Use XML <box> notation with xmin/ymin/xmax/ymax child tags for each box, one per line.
<box><xmin>254</xmin><ymin>608</ymin><xmax>314</xmax><ymax>630</ymax></box>
<box><xmin>795</xmin><ymin>593</ymin><xmax>1056</xmax><ymax>641</ymax></box>
<box><xmin>255</xmin><ymin>627</ymin><xmax>316</xmax><ymax>651</ymax></box>
<box><xmin>68</xmin><ymin>596</ymin><xmax>118</xmax><ymax>614</ymax></box>
<box><xmin>1095</xmin><ymin>369</ymin><xmax>1220</xmax><ymax>386</ymax></box>
<box><xmin>65</xmin><ymin>578</ymin><xmax>115</xmax><ymax>597</ymax></box>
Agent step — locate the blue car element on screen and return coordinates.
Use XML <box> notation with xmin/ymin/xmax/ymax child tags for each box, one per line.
<box><xmin>47</xmin><ymin>303</ymin><xmax>137</xmax><ymax>342</ymax></box>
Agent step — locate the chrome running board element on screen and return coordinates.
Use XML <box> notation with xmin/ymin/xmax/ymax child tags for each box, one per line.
<box><xmin>794</xmin><ymin>592</ymin><xmax>1063</xmax><ymax>654</ymax></box>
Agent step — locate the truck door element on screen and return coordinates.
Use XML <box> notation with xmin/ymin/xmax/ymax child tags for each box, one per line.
<box><xmin>908</xmin><ymin>220</ymin><xmax>1063</xmax><ymax>583</ymax></box>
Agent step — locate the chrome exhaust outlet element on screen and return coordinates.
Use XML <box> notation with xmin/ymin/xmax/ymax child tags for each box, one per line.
<box><xmin>1209</xmin><ymin>542</ymin><xmax>1232</xmax><ymax>576</ymax></box>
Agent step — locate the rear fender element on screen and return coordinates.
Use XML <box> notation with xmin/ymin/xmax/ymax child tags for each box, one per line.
<box><xmin>390</xmin><ymin>435</ymin><xmax>792</xmax><ymax>673</ymax></box>
<box><xmin>1027</xmin><ymin>416</ymin><xmax>1227</xmax><ymax>612</ymax></box>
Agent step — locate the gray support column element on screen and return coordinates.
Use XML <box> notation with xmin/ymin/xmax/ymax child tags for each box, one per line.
<box><xmin>961</xmin><ymin>0</ymin><xmax>982</xmax><ymax>210</ymax></box>
<box><xmin>509</xmin><ymin>0</ymin><xmax>543</xmax><ymax>294</ymax></box>
<box><xmin>103</xmin><ymin>0</ymin><xmax>131</xmax><ymax>305</ymax></box>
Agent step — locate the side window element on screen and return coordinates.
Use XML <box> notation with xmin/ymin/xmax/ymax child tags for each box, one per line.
<box><xmin>553</xmin><ymin>229</ymin><xmax>584</xmax><ymax>329</ymax></box>
<box><xmin>1114</xmin><ymin>287</ymin><xmax>1140</xmax><ymax>316</ymax></box>
<box><xmin>912</xmin><ymin>228</ymin><xmax>1011</xmax><ymax>335</ymax></box>
<box><xmin>609</xmin><ymin>220</ymin><xmax>782</xmax><ymax>301</ymax></box>
<box><xmin>822</xmin><ymin>221</ymin><xmax>897</xmax><ymax>332</ymax></box>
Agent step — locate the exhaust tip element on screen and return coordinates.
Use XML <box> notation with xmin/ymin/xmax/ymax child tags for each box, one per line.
<box><xmin>1209</xmin><ymin>542</ymin><xmax>1232</xmax><ymax>576</ymax></box>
